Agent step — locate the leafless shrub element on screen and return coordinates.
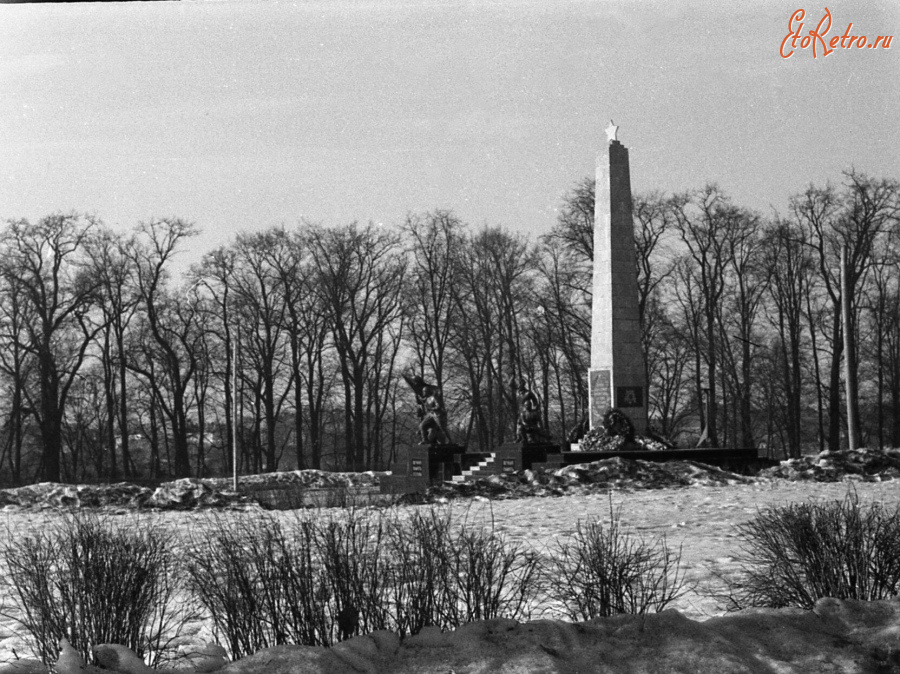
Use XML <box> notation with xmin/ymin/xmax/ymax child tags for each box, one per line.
<box><xmin>184</xmin><ymin>513</ymin><xmax>329</xmax><ymax>659</ymax></box>
<box><xmin>313</xmin><ymin>508</ymin><xmax>392</xmax><ymax>640</ymax></box>
<box><xmin>446</xmin><ymin>508</ymin><xmax>543</xmax><ymax>625</ymax></box>
<box><xmin>0</xmin><ymin>512</ymin><xmax>191</xmax><ymax>666</ymax></box>
<box><xmin>383</xmin><ymin>506</ymin><xmax>542</xmax><ymax>634</ymax></box>
<box><xmin>545</xmin><ymin>504</ymin><xmax>689</xmax><ymax>620</ymax></box>
<box><xmin>383</xmin><ymin>508</ymin><xmax>458</xmax><ymax>634</ymax></box>
<box><xmin>186</xmin><ymin>504</ymin><xmax>545</xmax><ymax>653</ymax></box>
<box><xmin>727</xmin><ymin>489</ymin><xmax>900</xmax><ymax>610</ymax></box>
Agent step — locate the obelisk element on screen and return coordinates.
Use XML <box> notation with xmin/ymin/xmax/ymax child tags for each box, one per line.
<box><xmin>588</xmin><ymin>121</ymin><xmax>648</xmax><ymax>433</ymax></box>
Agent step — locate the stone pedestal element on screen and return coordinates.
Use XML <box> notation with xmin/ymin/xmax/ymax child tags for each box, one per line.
<box><xmin>406</xmin><ymin>443</ymin><xmax>465</xmax><ymax>483</ymax></box>
<box><xmin>589</xmin><ymin>126</ymin><xmax>648</xmax><ymax>434</ymax></box>
<box><xmin>495</xmin><ymin>442</ymin><xmax>563</xmax><ymax>472</ymax></box>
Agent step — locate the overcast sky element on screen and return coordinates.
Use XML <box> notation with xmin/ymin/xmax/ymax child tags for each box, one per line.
<box><xmin>1</xmin><ymin>0</ymin><xmax>898</xmax><ymax>266</ymax></box>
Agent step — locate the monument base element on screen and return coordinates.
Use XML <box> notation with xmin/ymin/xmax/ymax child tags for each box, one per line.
<box><xmin>588</xmin><ymin>368</ymin><xmax>648</xmax><ymax>435</ymax></box>
<box><xmin>398</xmin><ymin>443</ymin><xmax>466</xmax><ymax>483</ymax></box>
<box><xmin>495</xmin><ymin>442</ymin><xmax>564</xmax><ymax>472</ymax></box>
<box><xmin>382</xmin><ymin>442</ymin><xmax>467</xmax><ymax>492</ymax></box>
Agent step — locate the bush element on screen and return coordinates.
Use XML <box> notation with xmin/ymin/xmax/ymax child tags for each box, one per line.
<box><xmin>382</xmin><ymin>508</ymin><xmax>456</xmax><ymax>635</ymax></box>
<box><xmin>187</xmin><ymin>509</ymin><xmax>407</xmax><ymax>655</ymax></box>
<box><xmin>546</xmin><ymin>503</ymin><xmax>688</xmax><ymax>620</ymax></box>
<box><xmin>185</xmin><ymin>513</ymin><xmax>331</xmax><ymax>658</ymax></box>
<box><xmin>448</xmin><ymin>516</ymin><xmax>542</xmax><ymax>625</ymax></box>
<box><xmin>384</xmin><ymin>506</ymin><xmax>541</xmax><ymax>633</ymax></box>
<box><xmin>186</xmin><ymin>506</ymin><xmax>543</xmax><ymax>654</ymax></box>
<box><xmin>313</xmin><ymin>509</ymin><xmax>392</xmax><ymax>640</ymax></box>
<box><xmin>0</xmin><ymin>512</ymin><xmax>189</xmax><ymax>666</ymax></box>
<box><xmin>727</xmin><ymin>490</ymin><xmax>900</xmax><ymax>610</ymax></box>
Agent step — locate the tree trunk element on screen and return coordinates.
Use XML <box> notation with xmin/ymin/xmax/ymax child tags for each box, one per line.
<box><xmin>103</xmin><ymin>333</ymin><xmax>118</xmax><ymax>481</ymax></box>
<box><xmin>40</xmin><ymin>364</ymin><xmax>63</xmax><ymax>483</ymax></box>
<box><xmin>149</xmin><ymin>398</ymin><xmax>160</xmax><ymax>479</ymax></box>
<box><xmin>173</xmin><ymin>392</ymin><xmax>191</xmax><ymax>477</ymax></box>
<box><xmin>353</xmin><ymin>366</ymin><xmax>366</xmax><ymax>470</ymax></box>
<box><xmin>876</xmin><ymin>324</ymin><xmax>885</xmax><ymax>449</ymax></box>
<box><xmin>706</xmin><ymin>311</ymin><xmax>719</xmax><ymax>448</ymax></box>
<box><xmin>117</xmin><ymin>335</ymin><xmax>132</xmax><ymax>478</ymax></box>
<box><xmin>264</xmin><ymin>375</ymin><xmax>277</xmax><ymax>473</ymax></box>
<box><xmin>740</xmin><ymin>335</ymin><xmax>754</xmax><ymax>448</ymax></box>
<box><xmin>806</xmin><ymin>292</ymin><xmax>826</xmax><ymax>453</ymax></box>
<box><xmin>828</xmin><ymin>310</ymin><xmax>843</xmax><ymax>451</ymax></box>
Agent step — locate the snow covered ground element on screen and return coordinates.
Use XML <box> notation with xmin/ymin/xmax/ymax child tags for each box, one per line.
<box><xmin>2</xmin><ymin>475</ymin><xmax>899</xmax><ymax>665</ymax></box>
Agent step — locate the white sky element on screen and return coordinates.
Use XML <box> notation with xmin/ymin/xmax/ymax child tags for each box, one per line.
<box><xmin>1</xmin><ymin>0</ymin><xmax>898</xmax><ymax>267</ymax></box>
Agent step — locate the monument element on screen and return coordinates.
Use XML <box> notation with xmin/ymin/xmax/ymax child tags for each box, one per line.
<box><xmin>514</xmin><ymin>379</ymin><xmax>552</xmax><ymax>445</ymax></box>
<box><xmin>588</xmin><ymin>121</ymin><xmax>648</xmax><ymax>434</ymax></box>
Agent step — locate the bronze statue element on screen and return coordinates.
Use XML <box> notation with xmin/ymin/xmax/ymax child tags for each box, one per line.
<box><xmin>515</xmin><ymin>379</ymin><xmax>551</xmax><ymax>444</ymax></box>
<box><xmin>566</xmin><ymin>418</ymin><xmax>590</xmax><ymax>443</ymax></box>
<box><xmin>403</xmin><ymin>373</ymin><xmax>449</xmax><ymax>445</ymax></box>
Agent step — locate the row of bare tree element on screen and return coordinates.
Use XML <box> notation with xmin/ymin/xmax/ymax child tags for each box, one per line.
<box><xmin>0</xmin><ymin>169</ymin><xmax>897</xmax><ymax>484</ymax></box>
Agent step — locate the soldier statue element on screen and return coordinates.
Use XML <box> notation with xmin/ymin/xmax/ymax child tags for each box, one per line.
<box><xmin>403</xmin><ymin>373</ymin><xmax>449</xmax><ymax>445</ymax></box>
<box><xmin>515</xmin><ymin>379</ymin><xmax>551</xmax><ymax>444</ymax></box>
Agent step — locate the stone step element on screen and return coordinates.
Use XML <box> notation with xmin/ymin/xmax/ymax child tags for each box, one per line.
<box><xmin>451</xmin><ymin>453</ymin><xmax>497</xmax><ymax>482</ymax></box>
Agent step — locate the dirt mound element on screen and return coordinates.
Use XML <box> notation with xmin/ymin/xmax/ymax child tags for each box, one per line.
<box><xmin>0</xmin><ymin>469</ymin><xmax>391</xmax><ymax>511</ymax></box>
<box><xmin>0</xmin><ymin>479</ymin><xmax>258</xmax><ymax>510</ymax></box>
<box><xmin>5</xmin><ymin>449</ymin><xmax>900</xmax><ymax>510</ymax></box>
<box><xmin>413</xmin><ymin>456</ymin><xmax>754</xmax><ymax>503</ymax></box>
<box><xmin>202</xmin><ymin>469</ymin><xmax>382</xmax><ymax>491</ymax></box>
<box><xmin>413</xmin><ymin>449</ymin><xmax>900</xmax><ymax>502</ymax></box>
<box><xmin>759</xmin><ymin>447</ymin><xmax>900</xmax><ymax>482</ymax></box>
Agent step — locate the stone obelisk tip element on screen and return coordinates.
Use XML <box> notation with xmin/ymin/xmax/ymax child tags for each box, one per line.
<box><xmin>605</xmin><ymin>120</ymin><xmax>619</xmax><ymax>143</ymax></box>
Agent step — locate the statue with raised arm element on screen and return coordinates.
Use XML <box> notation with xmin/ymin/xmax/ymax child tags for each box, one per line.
<box><xmin>403</xmin><ymin>373</ymin><xmax>449</xmax><ymax>445</ymax></box>
<box><xmin>515</xmin><ymin>378</ymin><xmax>552</xmax><ymax>444</ymax></box>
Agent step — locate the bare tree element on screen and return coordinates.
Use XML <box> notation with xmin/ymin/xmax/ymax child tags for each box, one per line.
<box><xmin>643</xmin><ymin>296</ymin><xmax>692</xmax><ymax>439</ymax></box>
<box><xmin>88</xmin><ymin>229</ymin><xmax>140</xmax><ymax>478</ymax></box>
<box><xmin>0</xmin><ymin>215</ymin><xmax>104</xmax><ymax>482</ymax></box>
<box><xmin>229</xmin><ymin>230</ymin><xmax>294</xmax><ymax>472</ymax></box>
<box><xmin>61</xmin><ymin>366</ymin><xmax>106</xmax><ymax>481</ymax></box>
<box><xmin>632</xmin><ymin>191</ymin><xmax>677</xmax><ymax>326</ymax></box>
<box><xmin>717</xmin><ymin>207</ymin><xmax>767</xmax><ymax>449</ymax></box>
<box><xmin>535</xmin><ymin>239</ymin><xmax>590</xmax><ymax>433</ymax></box>
<box><xmin>308</xmin><ymin>223</ymin><xmax>407</xmax><ymax>469</ymax></box>
<box><xmin>549</xmin><ymin>177</ymin><xmax>595</xmax><ymax>262</ymax></box>
<box><xmin>275</xmin><ymin>227</ymin><xmax>334</xmax><ymax>470</ymax></box>
<box><xmin>671</xmin><ymin>186</ymin><xmax>742</xmax><ymax>448</ymax></box>
<box><xmin>127</xmin><ymin>218</ymin><xmax>201</xmax><ymax>478</ymax></box>
<box><xmin>762</xmin><ymin>219</ymin><xmax>814</xmax><ymax>457</ymax></box>
<box><xmin>450</xmin><ymin>227</ymin><xmax>536</xmax><ymax>449</ymax></box>
<box><xmin>0</xmin><ymin>267</ymin><xmax>36</xmax><ymax>483</ymax></box>
<box><xmin>403</xmin><ymin>210</ymin><xmax>465</xmax><ymax>436</ymax></box>
<box><xmin>860</xmin><ymin>230</ymin><xmax>900</xmax><ymax>449</ymax></box>
<box><xmin>671</xmin><ymin>256</ymin><xmax>707</xmax><ymax>443</ymax></box>
<box><xmin>192</xmin><ymin>246</ymin><xmax>238</xmax><ymax>474</ymax></box>
<box><xmin>793</xmin><ymin>171</ymin><xmax>899</xmax><ymax>450</ymax></box>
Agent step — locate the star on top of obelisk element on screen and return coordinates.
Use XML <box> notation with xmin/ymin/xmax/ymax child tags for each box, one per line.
<box><xmin>605</xmin><ymin>120</ymin><xmax>619</xmax><ymax>143</ymax></box>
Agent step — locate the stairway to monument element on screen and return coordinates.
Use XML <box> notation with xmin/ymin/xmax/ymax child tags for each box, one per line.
<box><xmin>451</xmin><ymin>453</ymin><xmax>497</xmax><ymax>482</ymax></box>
